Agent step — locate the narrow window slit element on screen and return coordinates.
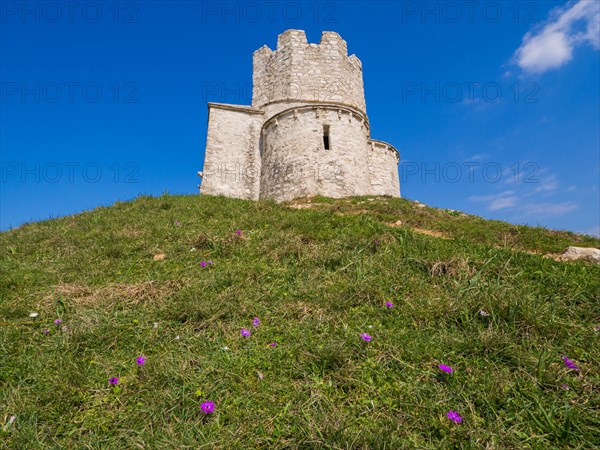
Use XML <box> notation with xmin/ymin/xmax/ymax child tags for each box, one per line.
<box><xmin>323</xmin><ymin>125</ymin><xmax>330</xmax><ymax>150</ymax></box>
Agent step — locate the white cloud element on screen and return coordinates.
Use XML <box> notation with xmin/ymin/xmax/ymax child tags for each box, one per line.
<box><xmin>469</xmin><ymin>168</ymin><xmax>581</xmax><ymax>218</ymax></box>
<box><xmin>470</xmin><ymin>192</ymin><xmax>579</xmax><ymax>217</ymax></box>
<box><xmin>533</xmin><ymin>174</ymin><xmax>559</xmax><ymax>193</ymax></box>
<box><xmin>513</xmin><ymin>0</ymin><xmax>600</xmax><ymax>73</ymax></box>
<box><xmin>465</xmin><ymin>153</ymin><xmax>488</xmax><ymax>162</ymax></box>
<box><xmin>490</xmin><ymin>196</ymin><xmax>518</xmax><ymax>211</ymax></box>
<box><xmin>469</xmin><ymin>190</ymin><xmax>518</xmax><ymax>211</ymax></box>
<box><xmin>519</xmin><ymin>201</ymin><xmax>579</xmax><ymax>217</ymax></box>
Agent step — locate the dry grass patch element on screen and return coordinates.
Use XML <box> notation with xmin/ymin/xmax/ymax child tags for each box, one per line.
<box><xmin>285</xmin><ymin>300</ymin><xmax>328</xmax><ymax>322</ymax></box>
<box><xmin>429</xmin><ymin>258</ymin><xmax>475</xmax><ymax>279</ymax></box>
<box><xmin>42</xmin><ymin>280</ymin><xmax>190</xmax><ymax>308</ymax></box>
<box><xmin>116</xmin><ymin>225</ymin><xmax>146</xmax><ymax>238</ymax></box>
<box><xmin>288</xmin><ymin>203</ymin><xmax>315</xmax><ymax>210</ymax></box>
<box><xmin>335</xmin><ymin>209</ymin><xmax>369</xmax><ymax>216</ymax></box>
<box><xmin>385</xmin><ymin>221</ymin><xmax>450</xmax><ymax>240</ymax></box>
<box><xmin>412</xmin><ymin>228</ymin><xmax>449</xmax><ymax>239</ymax></box>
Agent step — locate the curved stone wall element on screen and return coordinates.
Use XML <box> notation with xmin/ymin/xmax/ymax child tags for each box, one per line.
<box><xmin>367</xmin><ymin>140</ymin><xmax>401</xmax><ymax>197</ymax></box>
<box><xmin>259</xmin><ymin>105</ymin><xmax>372</xmax><ymax>201</ymax></box>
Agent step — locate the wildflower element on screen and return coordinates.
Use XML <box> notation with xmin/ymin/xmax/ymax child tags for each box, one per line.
<box><xmin>360</xmin><ymin>333</ymin><xmax>372</xmax><ymax>342</ymax></box>
<box><xmin>235</xmin><ymin>230</ymin><xmax>242</xmax><ymax>235</ymax></box>
<box><xmin>222</xmin><ymin>346</ymin><xmax>229</xmax><ymax>351</ymax></box>
<box><xmin>479</xmin><ymin>309</ymin><xmax>490</xmax><ymax>317</ymax></box>
<box><xmin>561</xmin><ymin>383</ymin><xmax>570</xmax><ymax>390</ymax></box>
<box><xmin>29</xmin><ymin>312</ymin><xmax>39</xmax><ymax>318</ymax></box>
<box><xmin>439</xmin><ymin>364</ymin><xmax>453</xmax><ymax>374</ymax></box>
<box><xmin>446</xmin><ymin>410</ymin><xmax>462</xmax><ymax>423</ymax></box>
<box><xmin>562</xmin><ymin>356</ymin><xmax>580</xmax><ymax>371</ymax></box>
<box><xmin>252</xmin><ymin>317</ymin><xmax>260</xmax><ymax>327</ymax></box>
<box><xmin>175</xmin><ymin>221</ymin><xmax>181</xmax><ymax>226</ymax></box>
<box><xmin>153</xmin><ymin>322</ymin><xmax>159</xmax><ymax>328</ymax></box>
<box><xmin>207</xmin><ymin>260</ymin><xmax>213</xmax><ymax>265</ymax></box>
<box><xmin>200</xmin><ymin>261</ymin><xmax>207</xmax><ymax>267</ymax></box>
<box><xmin>241</xmin><ymin>328</ymin><xmax>251</xmax><ymax>337</ymax></box>
<box><xmin>109</xmin><ymin>377</ymin><xmax>119</xmax><ymax>386</ymax></box>
<box><xmin>385</xmin><ymin>301</ymin><xmax>394</xmax><ymax>308</ymax></box>
<box><xmin>200</xmin><ymin>401</ymin><xmax>215</xmax><ymax>414</ymax></box>
<box><xmin>175</xmin><ymin>335</ymin><xmax>180</xmax><ymax>340</ymax></box>
<box><xmin>54</xmin><ymin>319</ymin><xmax>62</xmax><ymax>325</ymax></box>
<box><xmin>270</xmin><ymin>342</ymin><xmax>277</xmax><ymax>348</ymax></box>
<box><xmin>136</xmin><ymin>355</ymin><xmax>146</xmax><ymax>366</ymax></box>
<box><xmin>42</xmin><ymin>329</ymin><xmax>50</xmax><ymax>335</ymax></box>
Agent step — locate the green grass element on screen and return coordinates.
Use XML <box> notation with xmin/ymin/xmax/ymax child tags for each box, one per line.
<box><xmin>1</xmin><ymin>194</ymin><xmax>599</xmax><ymax>449</ymax></box>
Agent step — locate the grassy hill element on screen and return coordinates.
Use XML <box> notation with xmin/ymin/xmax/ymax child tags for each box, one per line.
<box><xmin>1</xmin><ymin>194</ymin><xmax>599</xmax><ymax>449</ymax></box>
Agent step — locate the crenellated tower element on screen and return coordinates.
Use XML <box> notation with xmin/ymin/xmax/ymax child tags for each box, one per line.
<box><xmin>200</xmin><ymin>29</ymin><xmax>400</xmax><ymax>202</ymax></box>
<box><xmin>252</xmin><ymin>29</ymin><xmax>365</xmax><ymax>115</ymax></box>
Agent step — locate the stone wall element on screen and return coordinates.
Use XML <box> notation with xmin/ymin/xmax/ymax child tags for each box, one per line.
<box><xmin>367</xmin><ymin>140</ymin><xmax>401</xmax><ymax>197</ymax></box>
<box><xmin>259</xmin><ymin>106</ymin><xmax>372</xmax><ymax>201</ymax></box>
<box><xmin>201</xmin><ymin>103</ymin><xmax>263</xmax><ymax>200</ymax></box>
<box><xmin>252</xmin><ymin>30</ymin><xmax>366</xmax><ymax>115</ymax></box>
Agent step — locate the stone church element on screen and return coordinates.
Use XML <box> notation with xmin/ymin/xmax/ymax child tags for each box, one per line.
<box><xmin>199</xmin><ymin>29</ymin><xmax>400</xmax><ymax>202</ymax></box>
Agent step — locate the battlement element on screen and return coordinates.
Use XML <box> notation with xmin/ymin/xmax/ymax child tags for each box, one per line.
<box><xmin>276</xmin><ymin>29</ymin><xmax>308</xmax><ymax>50</ymax></box>
<box><xmin>272</xmin><ymin>29</ymin><xmax>349</xmax><ymax>55</ymax></box>
<box><xmin>252</xmin><ymin>29</ymin><xmax>366</xmax><ymax>112</ymax></box>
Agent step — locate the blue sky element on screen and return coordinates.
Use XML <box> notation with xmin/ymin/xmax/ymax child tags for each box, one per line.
<box><xmin>1</xmin><ymin>0</ymin><xmax>599</xmax><ymax>235</ymax></box>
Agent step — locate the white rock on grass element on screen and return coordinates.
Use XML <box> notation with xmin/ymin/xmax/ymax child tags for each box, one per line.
<box><xmin>560</xmin><ymin>246</ymin><xmax>600</xmax><ymax>263</ymax></box>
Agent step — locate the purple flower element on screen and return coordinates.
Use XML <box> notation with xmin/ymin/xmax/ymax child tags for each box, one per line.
<box><xmin>200</xmin><ymin>401</ymin><xmax>215</xmax><ymax>414</ymax></box>
<box><xmin>385</xmin><ymin>301</ymin><xmax>394</xmax><ymax>308</ymax></box>
<box><xmin>438</xmin><ymin>364</ymin><xmax>453</xmax><ymax>374</ymax></box>
<box><xmin>200</xmin><ymin>261</ymin><xmax>207</xmax><ymax>267</ymax></box>
<box><xmin>252</xmin><ymin>317</ymin><xmax>260</xmax><ymax>327</ymax></box>
<box><xmin>175</xmin><ymin>221</ymin><xmax>181</xmax><ymax>226</ymax></box>
<box><xmin>136</xmin><ymin>355</ymin><xmax>146</xmax><ymax>366</ymax></box>
<box><xmin>43</xmin><ymin>329</ymin><xmax>50</xmax><ymax>335</ymax></box>
<box><xmin>241</xmin><ymin>328</ymin><xmax>251</xmax><ymax>338</ymax></box>
<box><xmin>207</xmin><ymin>260</ymin><xmax>213</xmax><ymax>265</ymax></box>
<box><xmin>562</xmin><ymin>356</ymin><xmax>580</xmax><ymax>371</ymax></box>
<box><xmin>446</xmin><ymin>410</ymin><xmax>462</xmax><ymax>423</ymax></box>
<box><xmin>54</xmin><ymin>319</ymin><xmax>62</xmax><ymax>325</ymax></box>
<box><xmin>270</xmin><ymin>342</ymin><xmax>277</xmax><ymax>348</ymax></box>
<box><xmin>109</xmin><ymin>377</ymin><xmax>119</xmax><ymax>386</ymax></box>
<box><xmin>360</xmin><ymin>333</ymin><xmax>372</xmax><ymax>342</ymax></box>
<box><xmin>235</xmin><ymin>230</ymin><xmax>242</xmax><ymax>235</ymax></box>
